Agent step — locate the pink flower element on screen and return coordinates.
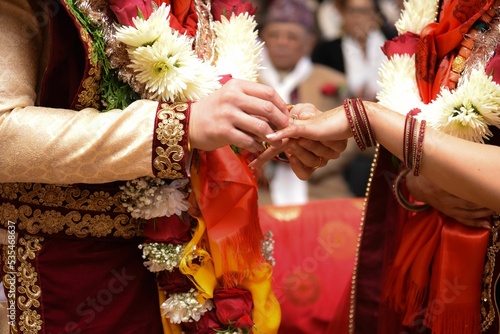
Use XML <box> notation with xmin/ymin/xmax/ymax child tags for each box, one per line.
<box><xmin>381</xmin><ymin>32</ymin><xmax>420</xmax><ymax>58</ymax></box>
<box><xmin>211</xmin><ymin>0</ymin><xmax>256</xmax><ymax>21</ymax></box>
<box><xmin>108</xmin><ymin>0</ymin><xmax>154</xmax><ymax>26</ymax></box>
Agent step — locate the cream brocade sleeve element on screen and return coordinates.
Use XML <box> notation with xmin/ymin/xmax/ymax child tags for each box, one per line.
<box><xmin>0</xmin><ymin>0</ymin><xmax>158</xmax><ymax>185</ymax></box>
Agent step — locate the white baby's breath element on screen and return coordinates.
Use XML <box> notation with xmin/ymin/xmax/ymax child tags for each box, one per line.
<box><xmin>214</xmin><ymin>12</ymin><xmax>264</xmax><ymax>82</ymax></box>
<box><xmin>140</xmin><ymin>242</ymin><xmax>186</xmax><ymax>272</ymax></box>
<box><xmin>161</xmin><ymin>289</ymin><xmax>214</xmax><ymax>323</ymax></box>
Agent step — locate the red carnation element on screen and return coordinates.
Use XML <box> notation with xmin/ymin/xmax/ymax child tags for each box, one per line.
<box><xmin>381</xmin><ymin>32</ymin><xmax>420</xmax><ymax>58</ymax></box>
<box><xmin>213</xmin><ymin>287</ymin><xmax>254</xmax><ymax>328</ymax></box>
<box><xmin>211</xmin><ymin>0</ymin><xmax>257</xmax><ymax>21</ymax></box>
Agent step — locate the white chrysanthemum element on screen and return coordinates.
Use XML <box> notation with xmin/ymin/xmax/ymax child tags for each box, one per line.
<box><xmin>120</xmin><ymin>177</ymin><xmax>191</xmax><ymax>219</ymax></box>
<box><xmin>377</xmin><ymin>54</ymin><xmax>423</xmax><ymax>114</ymax></box>
<box><xmin>461</xmin><ymin>69</ymin><xmax>500</xmax><ymax>128</ymax></box>
<box><xmin>142</xmin><ymin>179</ymin><xmax>191</xmax><ymax>219</ymax></box>
<box><xmin>128</xmin><ymin>32</ymin><xmax>221</xmax><ymax>102</ymax></box>
<box><xmin>161</xmin><ymin>289</ymin><xmax>214</xmax><ymax>323</ymax></box>
<box><xmin>418</xmin><ymin>68</ymin><xmax>500</xmax><ymax>142</ymax></box>
<box><xmin>115</xmin><ymin>3</ymin><xmax>172</xmax><ymax>47</ymax></box>
<box><xmin>395</xmin><ymin>0</ymin><xmax>438</xmax><ymax>35</ymax></box>
<box><xmin>213</xmin><ymin>12</ymin><xmax>264</xmax><ymax>82</ymax></box>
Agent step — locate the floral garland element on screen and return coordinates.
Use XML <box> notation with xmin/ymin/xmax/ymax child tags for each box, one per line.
<box><xmin>377</xmin><ymin>0</ymin><xmax>500</xmax><ymax>143</ymax></box>
<box><xmin>71</xmin><ymin>1</ymin><xmax>274</xmax><ymax>333</ymax></box>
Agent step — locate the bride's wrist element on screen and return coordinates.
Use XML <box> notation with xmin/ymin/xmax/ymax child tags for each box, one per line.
<box><xmin>342</xmin><ymin>98</ymin><xmax>376</xmax><ymax>151</ymax></box>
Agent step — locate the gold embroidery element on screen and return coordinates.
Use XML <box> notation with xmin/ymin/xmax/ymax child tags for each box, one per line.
<box><xmin>0</xmin><ymin>183</ymin><xmax>142</xmax><ymax>239</ymax></box>
<box><xmin>153</xmin><ymin>103</ymin><xmax>187</xmax><ymax>179</ymax></box>
<box><xmin>76</xmin><ymin>23</ymin><xmax>101</xmax><ymax>110</ymax></box>
<box><xmin>16</xmin><ymin>235</ymin><xmax>44</xmax><ymax>333</ymax></box>
<box><xmin>481</xmin><ymin>217</ymin><xmax>500</xmax><ymax>332</ymax></box>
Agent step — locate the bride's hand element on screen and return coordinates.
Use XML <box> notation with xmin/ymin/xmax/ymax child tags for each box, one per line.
<box><xmin>406</xmin><ymin>173</ymin><xmax>495</xmax><ymax>229</ymax></box>
<box><xmin>249</xmin><ymin>103</ymin><xmax>350</xmax><ymax>178</ymax></box>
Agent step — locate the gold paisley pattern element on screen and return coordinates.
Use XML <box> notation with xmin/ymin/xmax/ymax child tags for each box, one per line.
<box><xmin>0</xmin><ymin>183</ymin><xmax>142</xmax><ymax>239</ymax></box>
<box><xmin>153</xmin><ymin>102</ymin><xmax>188</xmax><ymax>179</ymax></box>
<box><xmin>481</xmin><ymin>217</ymin><xmax>500</xmax><ymax>332</ymax></box>
<box><xmin>2</xmin><ymin>235</ymin><xmax>44</xmax><ymax>333</ymax></box>
<box><xmin>16</xmin><ymin>235</ymin><xmax>43</xmax><ymax>333</ymax></box>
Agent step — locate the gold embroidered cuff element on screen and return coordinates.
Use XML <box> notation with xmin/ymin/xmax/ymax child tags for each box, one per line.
<box><xmin>152</xmin><ymin>102</ymin><xmax>191</xmax><ymax>179</ymax></box>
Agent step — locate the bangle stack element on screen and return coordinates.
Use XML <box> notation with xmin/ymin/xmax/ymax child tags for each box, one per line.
<box><xmin>343</xmin><ymin>98</ymin><xmax>376</xmax><ymax>151</ymax></box>
<box><xmin>403</xmin><ymin>113</ymin><xmax>426</xmax><ymax>176</ymax></box>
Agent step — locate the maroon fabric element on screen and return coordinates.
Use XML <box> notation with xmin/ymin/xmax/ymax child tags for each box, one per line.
<box><xmin>39</xmin><ymin>0</ymin><xmax>86</xmax><ymax>109</ymax></box>
<box><xmin>37</xmin><ymin>236</ymin><xmax>163</xmax><ymax>333</ymax></box>
<box><xmin>353</xmin><ymin>148</ymin><xmax>407</xmax><ymax>334</ymax></box>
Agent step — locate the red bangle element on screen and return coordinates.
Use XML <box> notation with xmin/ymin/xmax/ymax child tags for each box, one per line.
<box><xmin>343</xmin><ymin>98</ymin><xmax>376</xmax><ymax>151</ymax></box>
<box><xmin>402</xmin><ymin>112</ymin><xmax>426</xmax><ymax>176</ymax></box>
<box><xmin>413</xmin><ymin>120</ymin><xmax>426</xmax><ymax>176</ymax></box>
<box><xmin>344</xmin><ymin>99</ymin><xmax>365</xmax><ymax>150</ymax></box>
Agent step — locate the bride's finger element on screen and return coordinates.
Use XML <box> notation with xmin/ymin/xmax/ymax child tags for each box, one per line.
<box><xmin>248</xmin><ymin>140</ymin><xmax>291</xmax><ymax>169</ymax></box>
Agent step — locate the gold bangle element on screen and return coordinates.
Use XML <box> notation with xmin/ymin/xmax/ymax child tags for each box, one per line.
<box><xmin>393</xmin><ymin>169</ymin><xmax>430</xmax><ymax>212</ymax></box>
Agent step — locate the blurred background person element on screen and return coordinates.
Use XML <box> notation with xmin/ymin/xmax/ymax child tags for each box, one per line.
<box><xmin>312</xmin><ymin>0</ymin><xmax>393</xmax><ymax>197</ymax></box>
<box><xmin>256</xmin><ymin>0</ymin><xmax>357</xmax><ymax>205</ymax></box>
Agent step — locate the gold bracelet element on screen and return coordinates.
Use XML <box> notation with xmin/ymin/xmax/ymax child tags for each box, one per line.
<box><xmin>393</xmin><ymin>169</ymin><xmax>431</xmax><ymax>212</ymax></box>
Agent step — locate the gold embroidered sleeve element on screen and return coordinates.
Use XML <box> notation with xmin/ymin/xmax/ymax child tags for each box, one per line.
<box><xmin>152</xmin><ymin>102</ymin><xmax>191</xmax><ymax>179</ymax></box>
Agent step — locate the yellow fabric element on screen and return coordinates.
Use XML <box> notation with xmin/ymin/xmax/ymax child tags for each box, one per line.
<box><xmin>179</xmin><ymin>216</ymin><xmax>217</xmax><ymax>300</ymax></box>
<box><xmin>240</xmin><ymin>265</ymin><xmax>282</xmax><ymax>334</ymax></box>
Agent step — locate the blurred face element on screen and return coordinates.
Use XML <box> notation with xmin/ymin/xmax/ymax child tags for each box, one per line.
<box><xmin>260</xmin><ymin>22</ymin><xmax>314</xmax><ymax>72</ymax></box>
<box><xmin>340</xmin><ymin>0</ymin><xmax>381</xmax><ymax>42</ymax></box>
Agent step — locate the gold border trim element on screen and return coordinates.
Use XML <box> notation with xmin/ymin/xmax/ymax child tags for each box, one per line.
<box><xmin>153</xmin><ymin>102</ymin><xmax>188</xmax><ymax>179</ymax></box>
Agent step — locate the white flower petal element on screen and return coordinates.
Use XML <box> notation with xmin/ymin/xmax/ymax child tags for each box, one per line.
<box><xmin>115</xmin><ymin>3</ymin><xmax>172</xmax><ymax>47</ymax></box>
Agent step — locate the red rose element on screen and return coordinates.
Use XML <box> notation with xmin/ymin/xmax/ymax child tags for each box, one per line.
<box><xmin>108</xmin><ymin>0</ymin><xmax>154</xmax><ymax>26</ymax></box>
<box><xmin>321</xmin><ymin>83</ymin><xmax>338</xmax><ymax>96</ymax></box>
<box><xmin>381</xmin><ymin>32</ymin><xmax>420</xmax><ymax>58</ymax></box>
<box><xmin>211</xmin><ymin>0</ymin><xmax>257</xmax><ymax>21</ymax></box>
<box><xmin>157</xmin><ymin>268</ymin><xmax>195</xmax><ymax>293</ymax></box>
<box><xmin>213</xmin><ymin>288</ymin><xmax>254</xmax><ymax>328</ymax></box>
<box><xmin>143</xmin><ymin>214</ymin><xmax>192</xmax><ymax>244</ymax></box>
<box><xmin>182</xmin><ymin>310</ymin><xmax>222</xmax><ymax>333</ymax></box>
<box><xmin>486</xmin><ymin>44</ymin><xmax>500</xmax><ymax>85</ymax></box>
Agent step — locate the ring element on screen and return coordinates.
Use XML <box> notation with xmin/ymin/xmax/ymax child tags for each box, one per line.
<box><xmin>312</xmin><ymin>156</ymin><xmax>323</xmax><ymax>170</ymax></box>
<box><xmin>290</xmin><ymin>113</ymin><xmax>298</xmax><ymax>124</ymax></box>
